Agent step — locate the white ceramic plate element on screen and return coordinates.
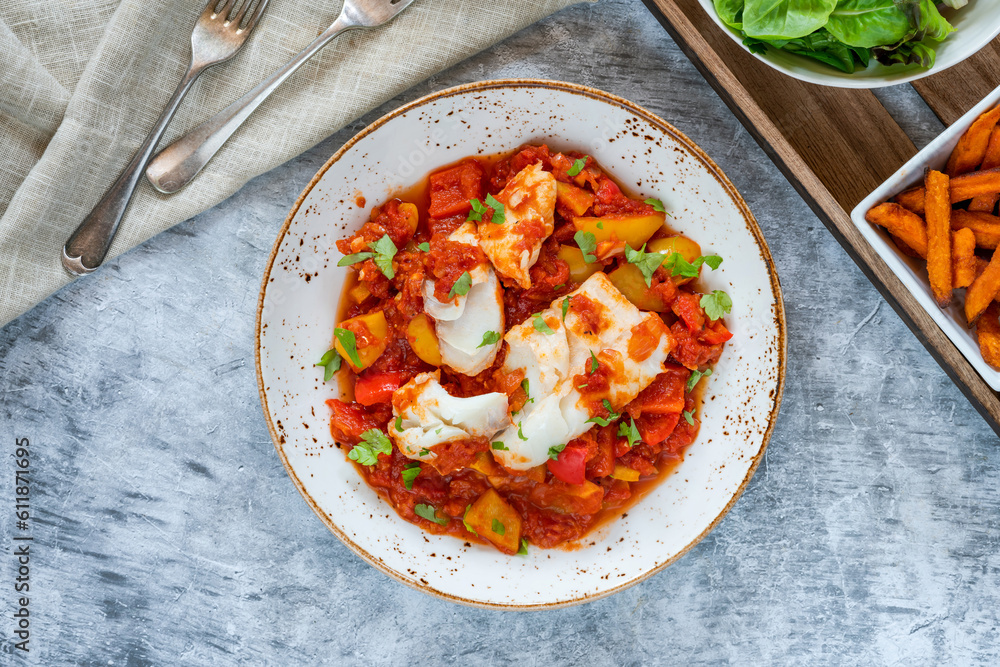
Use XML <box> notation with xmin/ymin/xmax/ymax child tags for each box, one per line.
<box><xmin>851</xmin><ymin>83</ymin><xmax>1000</xmax><ymax>390</ymax></box>
<box><xmin>697</xmin><ymin>0</ymin><xmax>1000</xmax><ymax>89</ymax></box>
<box><xmin>256</xmin><ymin>80</ymin><xmax>786</xmax><ymax>608</ymax></box>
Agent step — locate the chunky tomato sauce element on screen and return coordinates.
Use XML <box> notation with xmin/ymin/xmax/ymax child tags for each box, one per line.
<box><xmin>324</xmin><ymin>144</ymin><xmax>733</xmax><ymax>554</ymax></box>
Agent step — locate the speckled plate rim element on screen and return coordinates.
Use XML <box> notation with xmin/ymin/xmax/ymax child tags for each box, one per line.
<box><xmin>255</xmin><ymin>79</ymin><xmax>787</xmax><ymax>610</ymax></box>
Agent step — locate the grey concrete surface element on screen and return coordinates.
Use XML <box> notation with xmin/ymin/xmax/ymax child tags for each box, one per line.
<box><xmin>3</xmin><ymin>0</ymin><xmax>1000</xmax><ymax>664</ymax></box>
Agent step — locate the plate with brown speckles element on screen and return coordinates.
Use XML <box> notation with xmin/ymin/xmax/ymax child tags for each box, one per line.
<box><xmin>255</xmin><ymin>80</ymin><xmax>786</xmax><ymax>609</ymax></box>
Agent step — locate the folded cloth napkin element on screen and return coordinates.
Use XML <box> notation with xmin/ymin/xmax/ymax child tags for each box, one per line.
<box><xmin>0</xmin><ymin>0</ymin><xmax>587</xmax><ymax>328</ymax></box>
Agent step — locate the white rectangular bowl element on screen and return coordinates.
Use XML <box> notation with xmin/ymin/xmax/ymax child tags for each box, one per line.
<box><xmin>850</xmin><ymin>83</ymin><xmax>1000</xmax><ymax>390</ymax></box>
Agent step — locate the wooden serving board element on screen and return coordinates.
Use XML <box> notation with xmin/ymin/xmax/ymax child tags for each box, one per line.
<box><xmin>642</xmin><ymin>0</ymin><xmax>1000</xmax><ymax>434</ymax></box>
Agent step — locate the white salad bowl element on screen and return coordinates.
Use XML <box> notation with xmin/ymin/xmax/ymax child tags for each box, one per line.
<box><xmin>851</xmin><ymin>83</ymin><xmax>1000</xmax><ymax>390</ymax></box>
<box><xmin>256</xmin><ymin>80</ymin><xmax>786</xmax><ymax>609</ymax></box>
<box><xmin>698</xmin><ymin>0</ymin><xmax>1000</xmax><ymax>89</ymax></box>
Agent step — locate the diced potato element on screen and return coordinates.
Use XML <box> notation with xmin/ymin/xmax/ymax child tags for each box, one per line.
<box><xmin>336</xmin><ymin>311</ymin><xmax>389</xmax><ymax>372</ymax></box>
<box><xmin>398</xmin><ymin>202</ymin><xmax>419</xmax><ymax>237</ymax></box>
<box><xmin>464</xmin><ymin>489</ymin><xmax>523</xmax><ymax>553</ymax></box>
<box><xmin>572</xmin><ymin>213</ymin><xmax>666</xmax><ymax>248</ymax></box>
<box><xmin>406</xmin><ymin>313</ymin><xmax>442</xmax><ymax>366</ymax></box>
<box><xmin>543</xmin><ymin>480</ymin><xmax>604</xmax><ymax>514</ymax></box>
<box><xmin>610</xmin><ymin>464</ymin><xmax>641</xmax><ymax>482</ymax></box>
<box><xmin>469</xmin><ymin>451</ymin><xmax>502</xmax><ymax>476</ymax></box>
<box><xmin>348</xmin><ymin>281</ymin><xmax>371</xmax><ymax>304</ymax></box>
<box><xmin>557</xmin><ymin>245</ymin><xmax>602</xmax><ymax>283</ymax></box>
<box><xmin>608</xmin><ymin>264</ymin><xmax>666</xmax><ymax>312</ymax></box>
<box><xmin>523</xmin><ymin>464</ymin><xmax>547</xmax><ymax>483</ymax></box>
<box><xmin>556</xmin><ymin>182</ymin><xmax>595</xmax><ymax>216</ymax></box>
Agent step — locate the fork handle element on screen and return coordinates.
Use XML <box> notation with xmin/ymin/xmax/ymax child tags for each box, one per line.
<box><xmin>146</xmin><ymin>18</ymin><xmax>355</xmax><ymax>195</ymax></box>
<box><xmin>62</xmin><ymin>64</ymin><xmax>205</xmax><ymax>275</ymax></box>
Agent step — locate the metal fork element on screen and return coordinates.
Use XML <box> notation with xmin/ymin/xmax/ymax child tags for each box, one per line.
<box><xmin>62</xmin><ymin>0</ymin><xmax>270</xmax><ymax>275</ymax></box>
<box><xmin>145</xmin><ymin>0</ymin><xmax>420</xmax><ymax>195</ymax></box>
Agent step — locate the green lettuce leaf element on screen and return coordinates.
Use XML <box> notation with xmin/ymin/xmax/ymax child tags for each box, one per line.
<box><xmin>742</xmin><ymin>0</ymin><xmax>838</xmax><ymax>40</ymax></box>
<box><xmin>825</xmin><ymin>0</ymin><xmax>911</xmax><ymax>48</ymax></box>
<box><xmin>714</xmin><ymin>0</ymin><xmax>745</xmax><ymax>29</ymax></box>
<box><xmin>897</xmin><ymin>0</ymin><xmax>955</xmax><ymax>42</ymax></box>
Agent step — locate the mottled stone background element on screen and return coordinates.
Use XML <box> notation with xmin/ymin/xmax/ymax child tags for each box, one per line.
<box><xmin>2</xmin><ymin>1</ymin><xmax>999</xmax><ymax>664</ymax></box>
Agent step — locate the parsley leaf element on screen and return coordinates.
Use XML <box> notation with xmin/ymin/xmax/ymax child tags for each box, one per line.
<box><xmin>394</xmin><ymin>416</ymin><xmax>403</xmax><ymax>432</ymax></box>
<box><xmin>337</xmin><ymin>251</ymin><xmax>373</xmax><ymax>267</ymax></box>
<box><xmin>417</xmin><ymin>242</ymin><xmax>430</xmax><ymax>252</ymax></box>
<box><xmin>462</xmin><ymin>505</ymin><xmax>478</xmax><ymax>535</ymax></box>
<box><xmin>402</xmin><ymin>462</ymin><xmax>421</xmax><ymax>490</ymax></box>
<box><xmin>485</xmin><ymin>194</ymin><xmax>505</xmax><ymax>225</ymax></box>
<box><xmin>521</xmin><ymin>378</ymin><xmax>533</xmax><ymax>403</ymax></box>
<box><xmin>701</xmin><ymin>255</ymin><xmax>723</xmax><ymax>270</ymax></box>
<box><xmin>448</xmin><ymin>271</ymin><xmax>472</xmax><ymax>300</ymax></box>
<box><xmin>664</xmin><ymin>253</ymin><xmax>723</xmax><ymax>279</ymax></box>
<box><xmin>414</xmin><ymin>503</ymin><xmax>448</xmax><ymax>526</ymax></box>
<box><xmin>418</xmin><ymin>448</ymin><xmax>431</xmax><ymax>457</ymax></box>
<box><xmin>517</xmin><ymin>538</ymin><xmax>529</xmax><ymax>556</ymax></box>
<box><xmin>682</xmin><ymin>410</ymin><xmax>695</xmax><ymax>426</ymax></box>
<box><xmin>491</xmin><ymin>441</ymin><xmax>509</xmax><ymax>451</ymax></box>
<box><xmin>624</xmin><ymin>243</ymin><xmax>667</xmax><ymax>288</ymax></box>
<box><xmin>574</xmin><ymin>230</ymin><xmax>597</xmax><ymax>263</ymax></box>
<box><xmin>547</xmin><ymin>443</ymin><xmax>567</xmax><ymax>460</ymax></box>
<box><xmin>589</xmin><ymin>350</ymin><xmax>599</xmax><ymax>375</ymax></box>
<box><xmin>478</xmin><ymin>331</ymin><xmax>501</xmax><ymax>349</ymax></box>
<box><xmin>347</xmin><ymin>429</ymin><xmax>392</xmax><ymax>466</ymax></box>
<box><xmin>587</xmin><ymin>399</ymin><xmax>620</xmax><ymax>427</ymax></box>
<box><xmin>618</xmin><ymin>417</ymin><xmax>641</xmax><ymax>448</ymax></box>
<box><xmin>567</xmin><ymin>156</ymin><xmax>588</xmax><ymax>177</ymax></box>
<box><xmin>467</xmin><ymin>198</ymin><xmax>489</xmax><ymax>222</ymax></box>
<box><xmin>334</xmin><ymin>328</ymin><xmax>362</xmax><ymax>368</ymax></box>
<box><xmin>561</xmin><ymin>297</ymin><xmax>570</xmax><ymax>321</ymax></box>
<box><xmin>316</xmin><ymin>348</ymin><xmax>342</xmax><ymax>382</ymax></box>
<box><xmin>517</xmin><ymin>423</ymin><xmax>529</xmax><ymax>441</ymax></box>
<box><xmin>596</xmin><ymin>222</ymin><xmax>604</xmax><ymax>230</ymax></box>
<box><xmin>491</xmin><ymin>518</ymin><xmax>506</xmax><ymax>536</ymax></box>
<box><xmin>645</xmin><ymin>198</ymin><xmax>665</xmax><ymax>212</ymax></box>
<box><xmin>700</xmin><ymin>290</ymin><xmax>732</xmax><ymax>321</ymax></box>
<box><xmin>368</xmin><ymin>234</ymin><xmax>398</xmax><ymax>279</ymax></box>
<box><xmin>533</xmin><ymin>312</ymin><xmax>555</xmax><ymax>335</ymax></box>
<box><xmin>686</xmin><ymin>368</ymin><xmax>713</xmax><ymax>392</ymax></box>
<box><xmin>553</xmin><ymin>283</ymin><xmax>566</xmax><ymax>290</ymax></box>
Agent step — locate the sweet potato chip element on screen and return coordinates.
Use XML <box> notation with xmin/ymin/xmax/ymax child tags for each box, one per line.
<box><xmin>925</xmin><ymin>170</ymin><xmax>952</xmax><ymax>307</ymax></box>
<box><xmin>951</xmin><ymin>210</ymin><xmax>1000</xmax><ymax>249</ymax></box>
<box><xmin>892</xmin><ymin>234</ymin><xmax>924</xmax><ymax>258</ymax></box>
<box><xmin>865</xmin><ymin>202</ymin><xmax>928</xmax><ymax>257</ymax></box>
<box><xmin>965</xmin><ymin>248</ymin><xmax>1000</xmax><ymax>324</ymax></box>
<box><xmin>890</xmin><ymin>167</ymin><xmax>1000</xmax><ymax>213</ymax></box>
<box><xmin>952</xmin><ymin>227</ymin><xmax>977</xmax><ymax>289</ymax></box>
<box><xmin>893</xmin><ymin>187</ymin><xmax>926</xmax><ymax>215</ymax></box>
<box><xmin>969</xmin><ymin>126</ymin><xmax>1000</xmax><ymax>213</ymax></box>
<box><xmin>946</xmin><ymin>106</ymin><xmax>1000</xmax><ymax>177</ymax></box>
<box><xmin>977</xmin><ymin>302</ymin><xmax>1000</xmax><ymax>370</ymax></box>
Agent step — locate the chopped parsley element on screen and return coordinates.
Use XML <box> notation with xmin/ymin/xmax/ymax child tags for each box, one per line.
<box><xmin>517</xmin><ymin>423</ymin><xmax>529</xmax><ymax>441</ymax></box>
<box><xmin>417</xmin><ymin>242</ymin><xmax>430</xmax><ymax>252</ymax></box>
<box><xmin>700</xmin><ymin>290</ymin><xmax>733</xmax><ymax>321</ymax></box>
<box><xmin>401</xmin><ymin>462</ymin><xmax>421</xmax><ymax>490</ymax></box>
<box><xmin>418</xmin><ymin>448</ymin><xmax>431</xmax><ymax>457</ymax></box>
<box><xmin>618</xmin><ymin>417</ymin><xmax>641</xmax><ymax>448</ymax></box>
<box><xmin>448</xmin><ymin>271</ymin><xmax>472</xmax><ymax>300</ymax></box>
<box><xmin>491</xmin><ymin>519</ymin><xmax>506</xmax><ymax>536</ymax></box>
<box><xmin>485</xmin><ymin>194</ymin><xmax>505</xmax><ymax>225</ymax></box>
<box><xmin>347</xmin><ymin>429</ymin><xmax>392</xmax><ymax>466</ymax></box>
<box><xmin>624</xmin><ymin>243</ymin><xmax>667</xmax><ymax>288</ymax></box>
<box><xmin>561</xmin><ymin>297</ymin><xmax>570</xmax><ymax>321</ymax></box>
<box><xmin>664</xmin><ymin>253</ymin><xmax>723</xmax><ymax>279</ymax></box>
<box><xmin>478</xmin><ymin>330</ymin><xmax>501</xmax><ymax>348</ymax></box>
<box><xmin>467</xmin><ymin>198</ymin><xmax>489</xmax><ymax>222</ymax></box>
<box><xmin>491</xmin><ymin>441</ymin><xmax>509</xmax><ymax>451</ymax></box>
<box><xmin>586</xmin><ymin>399</ymin><xmax>620</xmax><ymax>427</ymax></box>
<box><xmin>547</xmin><ymin>443</ymin><xmax>567</xmax><ymax>460</ymax></box>
<box><xmin>394</xmin><ymin>416</ymin><xmax>403</xmax><ymax>432</ymax></box>
<box><xmin>686</xmin><ymin>368</ymin><xmax>713</xmax><ymax>392</ymax></box>
<box><xmin>682</xmin><ymin>410</ymin><xmax>695</xmax><ymax>426</ymax></box>
<box><xmin>574</xmin><ymin>230</ymin><xmax>597</xmax><ymax>263</ymax></box>
<box><xmin>567</xmin><ymin>156</ymin><xmax>588</xmax><ymax>177</ymax></box>
<box><xmin>533</xmin><ymin>312</ymin><xmax>555</xmax><ymax>335</ymax></box>
<box><xmin>414</xmin><ymin>503</ymin><xmax>448</xmax><ymax>526</ymax></box>
<box><xmin>462</xmin><ymin>505</ymin><xmax>478</xmax><ymax>535</ymax></box>
<box><xmin>468</xmin><ymin>195</ymin><xmax>505</xmax><ymax>225</ymax></box>
<box><xmin>517</xmin><ymin>538</ymin><xmax>529</xmax><ymax>556</ymax></box>
<box><xmin>316</xmin><ymin>348</ymin><xmax>342</xmax><ymax>382</ymax></box>
<box><xmin>337</xmin><ymin>234</ymin><xmax>397</xmax><ymax>279</ymax></box>
<box><xmin>553</xmin><ymin>283</ymin><xmax>566</xmax><ymax>290</ymax></box>
<box><xmin>589</xmin><ymin>350</ymin><xmax>599</xmax><ymax>375</ymax></box>
<box><xmin>337</xmin><ymin>251</ymin><xmax>373</xmax><ymax>267</ymax></box>
<box><xmin>644</xmin><ymin>197</ymin><xmax>666</xmax><ymax>212</ymax></box>
<box><xmin>521</xmin><ymin>378</ymin><xmax>533</xmax><ymax>403</ymax></box>
<box><xmin>596</xmin><ymin>222</ymin><xmax>604</xmax><ymax>230</ymax></box>
<box><xmin>334</xmin><ymin>328</ymin><xmax>362</xmax><ymax>368</ymax></box>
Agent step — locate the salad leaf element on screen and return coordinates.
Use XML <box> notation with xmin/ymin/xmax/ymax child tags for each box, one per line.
<box><xmin>825</xmin><ymin>0</ymin><xmax>911</xmax><ymax>49</ymax></box>
<box><xmin>898</xmin><ymin>0</ymin><xmax>955</xmax><ymax>43</ymax></box>
<box><xmin>714</xmin><ymin>0</ymin><xmax>745</xmax><ymax>29</ymax></box>
<box><xmin>742</xmin><ymin>0</ymin><xmax>837</xmax><ymax>40</ymax></box>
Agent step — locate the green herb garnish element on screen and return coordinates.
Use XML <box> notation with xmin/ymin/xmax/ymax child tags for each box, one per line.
<box><xmin>491</xmin><ymin>518</ymin><xmax>506</xmax><ymax>536</ymax></box>
<box><xmin>700</xmin><ymin>290</ymin><xmax>733</xmax><ymax>321</ymax></box>
<box><xmin>491</xmin><ymin>441</ymin><xmax>509</xmax><ymax>451</ymax></box>
<box><xmin>532</xmin><ymin>312</ymin><xmax>555</xmax><ymax>335</ymax></box>
<box><xmin>347</xmin><ymin>429</ymin><xmax>392</xmax><ymax>466</ymax></box>
<box><xmin>586</xmin><ymin>399</ymin><xmax>620</xmax><ymax>427</ymax></box>
<box><xmin>414</xmin><ymin>504</ymin><xmax>448</xmax><ymax>526</ymax></box>
<box><xmin>478</xmin><ymin>330</ymin><xmax>501</xmax><ymax>348</ymax></box>
<box><xmin>337</xmin><ymin>251</ymin><xmax>373</xmax><ymax>267</ymax></box>
<box><xmin>316</xmin><ymin>348</ymin><xmax>342</xmax><ymax>382</ymax></box>
<box><xmin>547</xmin><ymin>443</ymin><xmax>567</xmax><ymax>460</ymax></box>
<box><xmin>334</xmin><ymin>328</ymin><xmax>362</xmax><ymax>368</ymax></box>
<box><xmin>417</xmin><ymin>242</ymin><xmax>430</xmax><ymax>252</ymax></box>
<box><xmin>517</xmin><ymin>538</ymin><xmax>529</xmax><ymax>556</ymax></box>
<box><xmin>463</xmin><ymin>505</ymin><xmax>478</xmax><ymax>535</ymax></box>
<box><xmin>561</xmin><ymin>297</ymin><xmax>570</xmax><ymax>321</ymax></box>
<box><xmin>618</xmin><ymin>417</ymin><xmax>641</xmax><ymax>448</ymax></box>
<box><xmin>567</xmin><ymin>156</ymin><xmax>587</xmax><ymax>177</ymax></box>
<box><xmin>624</xmin><ymin>243</ymin><xmax>667</xmax><ymax>288</ymax></box>
<box><xmin>517</xmin><ymin>423</ymin><xmax>528</xmax><ymax>441</ymax></box>
<box><xmin>686</xmin><ymin>368</ymin><xmax>713</xmax><ymax>392</ymax></box>
<box><xmin>448</xmin><ymin>271</ymin><xmax>472</xmax><ymax>300</ymax></box>
<box><xmin>644</xmin><ymin>198</ymin><xmax>666</xmax><ymax>212</ymax></box>
<box><xmin>485</xmin><ymin>194</ymin><xmax>505</xmax><ymax>225</ymax></box>
<box><xmin>682</xmin><ymin>410</ymin><xmax>695</xmax><ymax>426</ymax></box>
<box><xmin>368</xmin><ymin>234</ymin><xmax>398</xmax><ymax>279</ymax></box>
<box><xmin>394</xmin><ymin>416</ymin><xmax>403</xmax><ymax>432</ymax></box>
<box><xmin>574</xmin><ymin>230</ymin><xmax>597</xmax><ymax>263</ymax></box>
<box><xmin>402</xmin><ymin>462</ymin><xmax>421</xmax><ymax>490</ymax></box>
<box><xmin>589</xmin><ymin>350</ymin><xmax>599</xmax><ymax>375</ymax></box>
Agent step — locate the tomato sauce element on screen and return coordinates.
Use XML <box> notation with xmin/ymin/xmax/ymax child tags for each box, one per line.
<box><xmin>326</xmin><ymin>145</ymin><xmax>728</xmax><ymax>554</ymax></box>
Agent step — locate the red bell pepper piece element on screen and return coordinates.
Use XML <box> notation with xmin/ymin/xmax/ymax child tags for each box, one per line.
<box><xmin>699</xmin><ymin>319</ymin><xmax>733</xmax><ymax>345</ymax></box>
<box><xmin>427</xmin><ymin>160</ymin><xmax>484</xmax><ymax>218</ymax></box>
<box><xmin>634</xmin><ymin>412</ymin><xmax>681</xmax><ymax>446</ymax></box>
<box><xmin>546</xmin><ymin>443</ymin><xmax>588</xmax><ymax>485</ymax></box>
<box><xmin>354</xmin><ymin>371</ymin><xmax>403</xmax><ymax>406</ymax></box>
<box><xmin>671</xmin><ymin>292</ymin><xmax>705</xmax><ymax>332</ymax></box>
<box><xmin>627</xmin><ymin>364</ymin><xmax>689</xmax><ymax>416</ymax></box>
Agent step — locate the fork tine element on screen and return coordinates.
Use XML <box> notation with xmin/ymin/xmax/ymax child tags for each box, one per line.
<box><xmin>386</xmin><ymin>0</ymin><xmax>420</xmax><ymax>15</ymax></box>
<box><xmin>240</xmin><ymin>0</ymin><xmax>270</xmax><ymax>32</ymax></box>
<box><xmin>216</xmin><ymin>0</ymin><xmax>237</xmax><ymax>20</ymax></box>
<box><xmin>231</xmin><ymin>0</ymin><xmax>255</xmax><ymax>27</ymax></box>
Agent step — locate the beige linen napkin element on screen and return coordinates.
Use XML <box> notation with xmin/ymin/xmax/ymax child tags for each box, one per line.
<box><xmin>0</xmin><ymin>0</ymin><xmax>587</xmax><ymax>327</ymax></box>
